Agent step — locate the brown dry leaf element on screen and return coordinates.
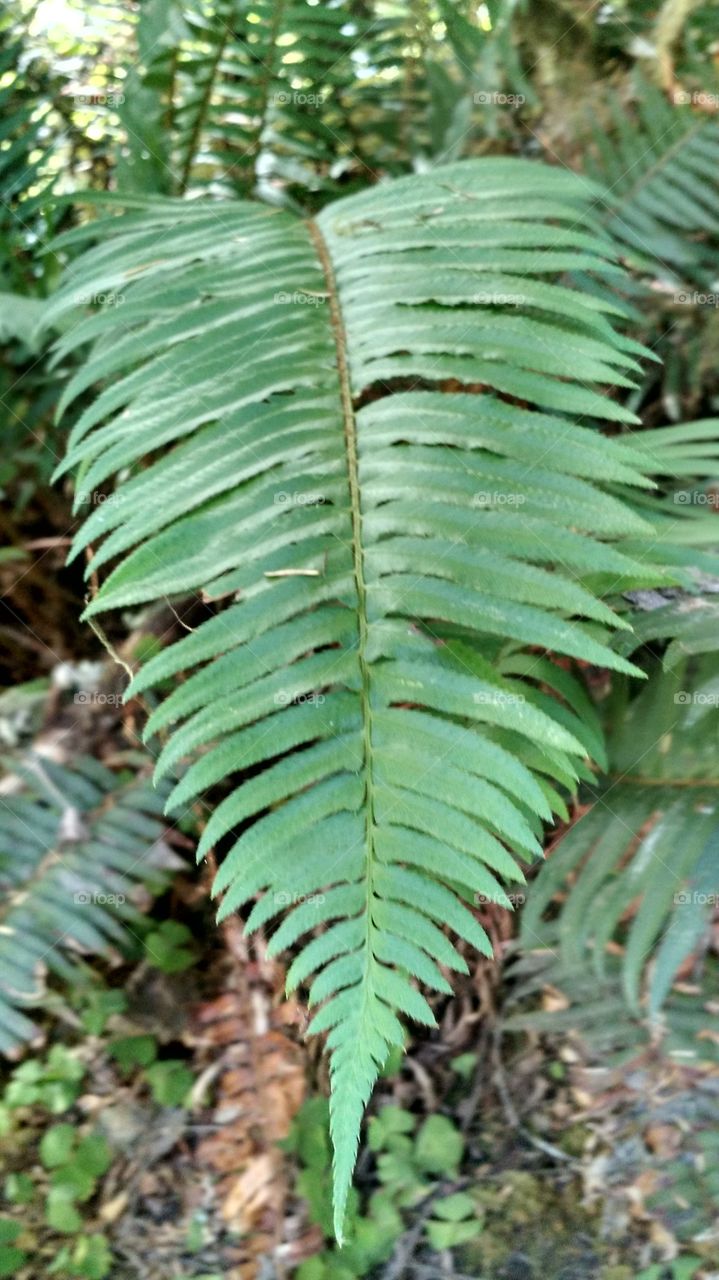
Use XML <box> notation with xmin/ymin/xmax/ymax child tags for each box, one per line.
<box><xmin>191</xmin><ymin>963</ymin><xmax>309</xmax><ymax>1274</ymax></box>
<box><xmin>221</xmin><ymin>1151</ymin><xmax>281</xmax><ymax>1232</ymax></box>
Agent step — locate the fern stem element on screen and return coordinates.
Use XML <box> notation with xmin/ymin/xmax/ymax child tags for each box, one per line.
<box><xmin>178</xmin><ymin>14</ymin><xmax>231</xmax><ymax>194</ymax></box>
<box><xmin>308</xmin><ymin>217</ymin><xmax>378</xmax><ymax>1225</ymax></box>
<box><xmin>308</xmin><ymin>215</ymin><xmax>376</xmax><ymax>904</ymax></box>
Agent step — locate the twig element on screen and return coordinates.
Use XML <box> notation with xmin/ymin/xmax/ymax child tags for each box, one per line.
<box><xmin>381</xmin><ymin>1180</ymin><xmax>465</xmax><ymax>1280</ymax></box>
<box><xmin>491</xmin><ymin>1027</ymin><xmax>576</xmax><ymax>1165</ymax></box>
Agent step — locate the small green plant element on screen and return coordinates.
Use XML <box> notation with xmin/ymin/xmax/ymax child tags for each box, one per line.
<box><xmin>40</xmin><ymin>1124</ymin><xmax>112</xmax><ymax>1234</ymax></box>
<box><xmin>145</xmin><ymin>1059</ymin><xmax>194</xmax><ymax>1107</ymax></box>
<box><xmin>107</xmin><ymin>1033</ymin><xmax>158</xmax><ymax>1074</ymax></box>
<box><xmin>106</xmin><ymin>1033</ymin><xmax>194</xmax><ymax>1104</ymax></box>
<box><xmin>287</xmin><ymin>1098</ymin><xmax>483</xmax><ymax>1278</ymax></box>
<box><xmin>77</xmin><ymin>989</ymin><xmax>127</xmax><ymax>1037</ymax></box>
<box><xmin>2</xmin><ymin>1046</ymin><xmax>85</xmax><ymax>1115</ymax></box>
<box><xmin>143</xmin><ymin>920</ymin><xmax>198</xmax><ymax>973</ymax></box>
<box><xmin>0</xmin><ymin>1218</ymin><xmax>27</xmax><ymax>1276</ymax></box>
<box><xmin>48</xmin><ymin>1233</ymin><xmax>113</xmax><ymax>1279</ymax></box>
<box><xmin>425</xmin><ymin>1191</ymin><xmax>483</xmax><ymax>1250</ymax></box>
<box><xmin>0</xmin><ymin>1050</ymin><xmax>114</xmax><ymax>1279</ymax></box>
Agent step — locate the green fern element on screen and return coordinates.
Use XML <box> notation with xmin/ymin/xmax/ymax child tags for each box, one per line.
<box><xmin>0</xmin><ymin>753</ymin><xmax>178</xmax><ymax>1054</ymax></box>
<box><xmin>521</xmin><ymin>644</ymin><xmax>719</xmax><ymax>1019</ymax></box>
<box><xmin>586</xmin><ymin>77</ymin><xmax>719</xmax><ymax>287</ymax></box>
<box><xmin>126</xmin><ymin>0</ymin><xmax>364</xmax><ymax>201</ymax></box>
<box><xmin>48</xmin><ymin>156</ymin><xmax>681</xmax><ymax>1236</ymax></box>
<box><xmin>0</xmin><ymin>31</ymin><xmax>58</xmax><ymax>293</ymax></box>
<box><xmin>119</xmin><ymin>0</ymin><xmax>522</xmax><ymax>203</ymax></box>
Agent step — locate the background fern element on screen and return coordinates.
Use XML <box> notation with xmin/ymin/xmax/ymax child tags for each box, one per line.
<box><xmin>0</xmin><ymin>752</ymin><xmax>178</xmax><ymax>1053</ymax></box>
<box><xmin>118</xmin><ymin>0</ymin><xmax>528</xmax><ymax>205</ymax></box>
<box><xmin>586</xmin><ymin>76</ymin><xmax>719</xmax><ymax>290</ymax></box>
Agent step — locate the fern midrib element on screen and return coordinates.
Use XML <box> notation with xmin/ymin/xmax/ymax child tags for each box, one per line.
<box><xmin>308</xmin><ymin>217</ymin><xmax>378</xmax><ymax>1015</ymax></box>
<box><xmin>178</xmin><ymin>17</ymin><xmax>232</xmax><ymax>193</ymax></box>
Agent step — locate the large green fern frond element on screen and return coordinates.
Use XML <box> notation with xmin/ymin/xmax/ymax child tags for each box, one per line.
<box><xmin>48</xmin><ymin>157</ymin><xmax>676</xmax><ymax>1235</ymax></box>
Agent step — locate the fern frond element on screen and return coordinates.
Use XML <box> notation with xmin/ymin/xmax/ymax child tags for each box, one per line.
<box><xmin>48</xmin><ymin>156</ymin><xmax>673</xmax><ymax>1236</ymax></box>
<box><xmin>0</xmin><ymin>34</ymin><xmax>56</xmax><ymax>292</ymax></box>
<box><xmin>608</xmin><ymin>417</ymin><xmax>719</xmax><ymax>588</ymax></box>
<box><xmin>0</xmin><ymin>754</ymin><xmax>178</xmax><ymax>1054</ymax></box>
<box><xmin>586</xmin><ymin>77</ymin><xmax>719</xmax><ymax>286</ymax></box>
<box><xmin>121</xmin><ymin>0</ymin><xmax>521</xmax><ymax>202</ymax></box>
<box><xmin>165</xmin><ymin>0</ymin><xmax>362</xmax><ymax>201</ymax></box>
<box><xmin>522</xmin><ymin>596</ymin><xmax>719</xmax><ymax>1028</ymax></box>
